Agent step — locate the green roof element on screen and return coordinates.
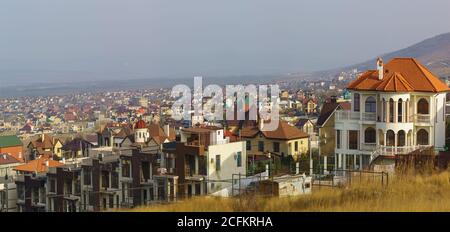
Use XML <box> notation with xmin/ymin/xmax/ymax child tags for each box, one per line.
<box><xmin>0</xmin><ymin>135</ymin><xmax>23</xmax><ymax>148</ymax></box>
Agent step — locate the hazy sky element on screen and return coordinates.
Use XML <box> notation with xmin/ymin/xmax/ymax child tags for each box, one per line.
<box><xmin>1</xmin><ymin>0</ymin><xmax>450</xmax><ymax>84</ymax></box>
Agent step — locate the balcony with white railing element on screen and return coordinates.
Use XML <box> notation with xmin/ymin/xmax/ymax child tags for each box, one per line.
<box><xmin>413</xmin><ymin>114</ymin><xmax>431</xmax><ymax>124</ymax></box>
<box><xmin>362</xmin><ymin>112</ymin><xmax>376</xmax><ymax>122</ymax></box>
<box><xmin>335</xmin><ymin>111</ymin><xmax>360</xmax><ymax>121</ymax></box>
<box><xmin>375</xmin><ymin>145</ymin><xmax>432</xmax><ymax>156</ymax></box>
<box><xmin>360</xmin><ymin>143</ymin><xmax>377</xmax><ymax>151</ymax></box>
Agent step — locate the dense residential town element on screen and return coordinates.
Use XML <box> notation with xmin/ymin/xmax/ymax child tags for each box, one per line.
<box><xmin>1</xmin><ymin>57</ymin><xmax>450</xmax><ymax>212</ymax></box>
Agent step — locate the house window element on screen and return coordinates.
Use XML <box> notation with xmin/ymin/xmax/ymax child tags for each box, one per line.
<box><xmin>417</xmin><ymin>129</ymin><xmax>429</xmax><ymax>145</ymax></box>
<box><xmin>101</xmin><ymin>171</ymin><xmax>109</xmax><ymax>189</ymax></box>
<box><xmin>246</xmin><ymin>140</ymin><xmax>251</xmax><ymax>151</ymax></box>
<box><xmin>273</xmin><ymin>142</ymin><xmax>280</xmax><ymax>153</ymax></box>
<box><xmin>258</xmin><ymin>141</ymin><xmax>264</xmax><ymax>152</ymax></box>
<box><xmin>348</xmin><ymin>130</ymin><xmax>358</xmax><ymax>150</ymax></box>
<box><xmin>398</xmin><ymin>99</ymin><xmax>403</xmax><ymax>122</ymax></box>
<box><xmin>111</xmin><ymin>171</ymin><xmax>119</xmax><ymax>189</ymax></box>
<box><xmin>354</xmin><ymin>93</ymin><xmax>360</xmax><ymax>112</ymax></box>
<box><xmin>109</xmin><ymin>196</ymin><xmax>114</xmax><ymax>208</ymax></box>
<box><xmin>365</xmin><ymin>96</ymin><xmax>376</xmax><ymax>113</ymax></box>
<box><xmin>295</xmin><ymin>141</ymin><xmax>298</xmax><ymax>152</ymax></box>
<box><xmin>237</xmin><ymin>152</ymin><xmax>242</xmax><ymax>167</ymax></box>
<box><xmin>397</xmin><ymin>130</ymin><xmax>406</xmax><ymax>147</ymax></box>
<box><xmin>215</xmin><ymin>155</ymin><xmax>221</xmax><ymax>171</ymax></box>
<box><xmin>50</xmin><ymin>179</ymin><xmax>56</xmax><ymax>193</ymax></box>
<box><xmin>418</xmin><ymin>98</ymin><xmax>429</xmax><ymax>114</ymax></box>
<box><xmin>336</xmin><ymin>130</ymin><xmax>341</xmax><ymax>149</ymax></box>
<box><xmin>389</xmin><ymin>99</ymin><xmax>394</xmax><ymax>122</ymax></box>
<box><xmin>364</xmin><ymin>127</ymin><xmax>376</xmax><ymax>144</ymax></box>
<box><xmin>88</xmin><ymin>192</ymin><xmax>95</xmax><ymax>206</ymax></box>
<box><xmin>83</xmin><ymin>168</ymin><xmax>92</xmax><ymax>186</ymax></box>
<box><xmin>122</xmin><ymin>160</ymin><xmax>131</xmax><ymax>178</ymax></box>
<box><xmin>386</xmin><ymin>130</ymin><xmax>395</xmax><ymax>146</ymax></box>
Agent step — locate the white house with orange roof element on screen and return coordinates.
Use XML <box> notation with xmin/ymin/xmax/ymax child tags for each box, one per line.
<box><xmin>334</xmin><ymin>57</ymin><xmax>450</xmax><ymax>170</ymax></box>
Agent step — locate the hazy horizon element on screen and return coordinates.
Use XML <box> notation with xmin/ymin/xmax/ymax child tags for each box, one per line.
<box><xmin>2</xmin><ymin>0</ymin><xmax>450</xmax><ymax>86</ymax></box>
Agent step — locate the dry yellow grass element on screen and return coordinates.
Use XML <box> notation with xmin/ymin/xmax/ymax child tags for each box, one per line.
<box><xmin>128</xmin><ymin>172</ymin><xmax>450</xmax><ymax>212</ymax></box>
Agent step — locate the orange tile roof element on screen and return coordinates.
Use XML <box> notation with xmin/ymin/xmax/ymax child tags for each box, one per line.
<box><xmin>347</xmin><ymin>58</ymin><xmax>450</xmax><ymax>93</ymax></box>
<box><xmin>14</xmin><ymin>157</ymin><xmax>63</xmax><ymax>173</ymax></box>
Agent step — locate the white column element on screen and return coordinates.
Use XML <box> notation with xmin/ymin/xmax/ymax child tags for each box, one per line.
<box><xmin>406</xmin><ymin>100</ymin><xmax>410</xmax><ymax>122</ymax></box>
<box><xmin>394</xmin><ymin>132</ymin><xmax>398</xmax><ymax>154</ymax></box>
<box><xmin>324</xmin><ymin>156</ymin><xmax>328</xmax><ymax>174</ymax></box>
<box><xmin>380</xmin><ymin>100</ymin><xmax>384</xmax><ymax>122</ymax></box>
<box><xmin>402</xmin><ymin>101</ymin><xmax>406</xmax><ymax>122</ymax></box>
<box><xmin>394</xmin><ymin>101</ymin><xmax>398</xmax><ymax>123</ymax></box>
<box><xmin>359</xmin><ymin>155</ymin><xmax>363</xmax><ymax>170</ymax></box>
<box><xmin>335</xmin><ymin>154</ymin><xmax>339</xmax><ymax>169</ymax></box>
<box><xmin>343</xmin><ymin>154</ymin><xmax>346</xmax><ymax>170</ymax></box>
<box><xmin>385</xmin><ymin>100</ymin><xmax>391</xmax><ymax>122</ymax></box>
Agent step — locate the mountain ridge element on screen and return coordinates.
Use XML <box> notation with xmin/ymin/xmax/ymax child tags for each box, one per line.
<box><xmin>318</xmin><ymin>32</ymin><xmax>450</xmax><ymax>79</ymax></box>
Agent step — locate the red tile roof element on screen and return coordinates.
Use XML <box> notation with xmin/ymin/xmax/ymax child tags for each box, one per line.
<box><xmin>0</xmin><ymin>153</ymin><xmax>21</xmax><ymax>165</ymax></box>
<box><xmin>14</xmin><ymin>157</ymin><xmax>63</xmax><ymax>173</ymax></box>
<box><xmin>134</xmin><ymin>119</ymin><xmax>147</xmax><ymax>129</ymax></box>
<box><xmin>347</xmin><ymin>58</ymin><xmax>450</xmax><ymax>93</ymax></box>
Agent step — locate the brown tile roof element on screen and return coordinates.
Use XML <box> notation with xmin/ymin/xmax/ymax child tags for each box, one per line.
<box><xmin>241</xmin><ymin>120</ymin><xmax>309</xmax><ymax>140</ymax></box>
<box><xmin>150</xmin><ymin>136</ymin><xmax>167</xmax><ymax>145</ymax></box>
<box><xmin>14</xmin><ymin>157</ymin><xmax>63</xmax><ymax>173</ymax></box>
<box><xmin>347</xmin><ymin>58</ymin><xmax>450</xmax><ymax>93</ymax></box>
<box><xmin>148</xmin><ymin>123</ymin><xmax>166</xmax><ymax>137</ymax></box>
<box><xmin>0</xmin><ymin>153</ymin><xmax>21</xmax><ymax>165</ymax></box>
<box><xmin>317</xmin><ymin>100</ymin><xmax>350</xmax><ymax>127</ymax></box>
<box><xmin>29</xmin><ymin>134</ymin><xmax>60</xmax><ymax>150</ymax></box>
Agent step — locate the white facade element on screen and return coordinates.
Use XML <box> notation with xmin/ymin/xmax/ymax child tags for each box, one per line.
<box><xmin>206</xmin><ymin>141</ymin><xmax>246</xmax><ymax>193</ymax></box>
<box><xmin>335</xmin><ymin>90</ymin><xmax>446</xmax><ymax>170</ymax></box>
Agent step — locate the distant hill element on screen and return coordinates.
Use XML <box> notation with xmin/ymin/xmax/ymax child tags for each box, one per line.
<box><xmin>322</xmin><ymin>32</ymin><xmax>450</xmax><ymax>78</ymax></box>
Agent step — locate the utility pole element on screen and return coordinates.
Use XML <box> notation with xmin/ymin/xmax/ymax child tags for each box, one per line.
<box><xmin>309</xmin><ymin>136</ymin><xmax>313</xmax><ymax>175</ymax></box>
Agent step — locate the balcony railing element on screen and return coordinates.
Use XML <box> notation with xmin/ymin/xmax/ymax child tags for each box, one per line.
<box><xmin>336</xmin><ymin>111</ymin><xmax>432</xmax><ymax>124</ymax></box>
<box><xmin>376</xmin><ymin>145</ymin><xmax>431</xmax><ymax>156</ymax></box>
<box><xmin>360</xmin><ymin>143</ymin><xmax>376</xmax><ymax>151</ymax></box>
<box><xmin>414</xmin><ymin>114</ymin><xmax>431</xmax><ymax>123</ymax></box>
<box><xmin>362</xmin><ymin>112</ymin><xmax>376</xmax><ymax>121</ymax></box>
<box><xmin>336</xmin><ymin>111</ymin><xmax>360</xmax><ymax>121</ymax></box>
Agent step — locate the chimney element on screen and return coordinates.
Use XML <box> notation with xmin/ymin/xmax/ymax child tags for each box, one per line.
<box><xmin>2</xmin><ymin>154</ymin><xmax>6</xmax><ymax>160</ymax></box>
<box><xmin>18</xmin><ymin>152</ymin><xmax>22</xmax><ymax>159</ymax></box>
<box><xmin>41</xmin><ymin>132</ymin><xmax>45</xmax><ymax>142</ymax></box>
<box><xmin>45</xmin><ymin>160</ymin><xmax>49</xmax><ymax>167</ymax></box>
<box><xmin>377</xmin><ymin>57</ymin><xmax>384</xmax><ymax>80</ymax></box>
<box><xmin>163</xmin><ymin>124</ymin><xmax>170</xmax><ymax>138</ymax></box>
<box><xmin>259</xmin><ymin>119</ymin><xmax>264</xmax><ymax>130</ymax></box>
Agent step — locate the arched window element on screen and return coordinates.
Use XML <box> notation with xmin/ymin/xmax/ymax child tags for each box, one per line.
<box><xmin>386</xmin><ymin>130</ymin><xmax>395</xmax><ymax>146</ymax></box>
<box><xmin>397</xmin><ymin>130</ymin><xmax>405</xmax><ymax>147</ymax></box>
<box><xmin>364</xmin><ymin>127</ymin><xmax>376</xmax><ymax>144</ymax></box>
<box><xmin>354</xmin><ymin>93</ymin><xmax>360</xmax><ymax>112</ymax></box>
<box><xmin>365</xmin><ymin>97</ymin><xmax>376</xmax><ymax>113</ymax></box>
<box><xmin>418</xmin><ymin>98</ymin><xmax>429</xmax><ymax>114</ymax></box>
<box><xmin>417</xmin><ymin>129</ymin><xmax>429</xmax><ymax>145</ymax></box>
<box><xmin>398</xmin><ymin>99</ymin><xmax>403</xmax><ymax>122</ymax></box>
<box><xmin>389</xmin><ymin>99</ymin><xmax>394</xmax><ymax>122</ymax></box>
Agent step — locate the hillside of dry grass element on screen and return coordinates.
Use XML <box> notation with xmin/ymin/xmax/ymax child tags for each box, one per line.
<box><xmin>128</xmin><ymin>172</ymin><xmax>450</xmax><ymax>212</ymax></box>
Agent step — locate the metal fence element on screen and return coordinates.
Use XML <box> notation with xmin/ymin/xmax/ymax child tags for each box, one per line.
<box><xmin>311</xmin><ymin>169</ymin><xmax>389</xmax><ymax>189</ymax></box>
